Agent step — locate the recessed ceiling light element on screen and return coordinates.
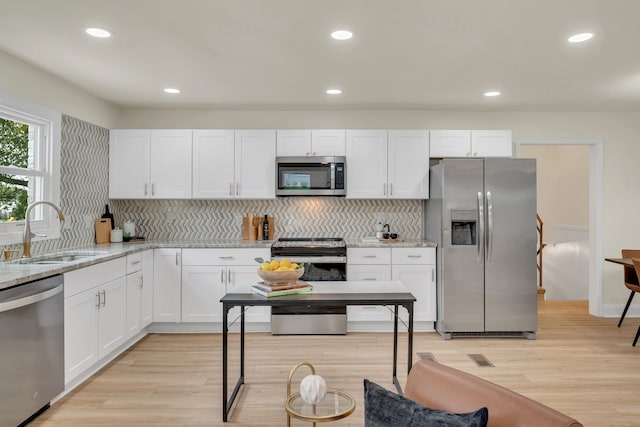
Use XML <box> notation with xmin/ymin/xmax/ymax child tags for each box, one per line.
<box><xmin>326</xmin><ymin>89</ymin><xmax>342</xmax><ymax>95</ymax></box>
<box><xmin>85</xmin><ymin>28</ymin><xmax>112</xmax><ymax>38</ymax></box>
<box><xmin>164</xmin><ymin>88</ymin><xmax>180</xmax><ymax>94</ymax></box>
<box><xmin>568</xmin><ymin>32</ymin><xmax>594</xmax><ymax>43</ymax></box>
<box><xmin>484</xmin><ymin>91</ymin><xmax>501</xmax><ymax>97</ymax></box>
<box><xmin>331</xmin><ymin>30</ymin><xmax>353</xmax><ymax>40</ymax></box>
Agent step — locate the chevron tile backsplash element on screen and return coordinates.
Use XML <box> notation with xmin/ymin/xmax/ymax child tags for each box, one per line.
<box><xmin>6</xmin><ymin>117</ymin><xmax>424</xmax><ymax>256</ymax></box>
<box><xmin>110</xmin><ymin>198</ymin><xmax>423</xmax><ymax>240</ymax></box>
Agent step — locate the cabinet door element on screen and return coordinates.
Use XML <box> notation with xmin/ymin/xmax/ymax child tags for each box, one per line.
<box><xmin>193</xmin><ymin>129</ymin><xmax>236</xmax><ymax>198</ymax></box>
<box><xmin>64</xmin><ymin>287</ymin><xmax>99</xmax><ymax>384</ymax></box>
<box><xmin>346</xmin><ymin>130</ymin><xmax>388</xmax><ymax>198</ymax></box>
<box><xmin>149</xmin><ymin>130</ymin><xmax>193</xmax><ymax>198</ymax></box>
<box><xmin>347</xmin><ymin>264</ymin><xmax>392</xmax><ymax>321</ymax></box>
<box><xmin>471</xmin><ymin>130</ymin><xmax>513</xmax><ymax>157</ymax></box>
<box><xmin>311</xmin><ymin>129</ymin><xmax>346</xmax><ymax>156</ymax></box>
<box><xmin>125</xmin><ymin>271</ymin><xmax>142</xmax><ymax>340</ymax></box>
<box><xmin>387</xmin><ymin>130</ymin><xmax>429</xmax><ymax>199</ymax></box>
<box><xmin>182</xmin><ymin>265</ymin><xmax>225</xmax><ymax>322</ymax></box>
<box><xmin>109</xmin><ymin>129</ymin><xmax>150</xmax><ymax>198</ymax></box>
<box><xmin>140</xmin><ymin>250</ymin><xmax>154</xmax><ymax>328</ymax></box>
<box><xmin>235</xmin><ymin>130</ymin><xmax>276</xmax><ymax>199</ymax></box>
<box><xmin>429</xmin><ymin>130</ymin><xmax>471</xmax><ymax>158</ymax></box>
<box><xmin>153</xmin><ymin>249</ymin><xmax>182</xmax><ymax>322</ymax></box>
<box><xmin>226</xmin><ymin>265</ymin><xmax>270</xmax><ymax>322</ymax></box>
<box><xmin>276</xmin><ymin>129</ymin><xmax>311</xmax><ymax>157</ymax></box>
<box><xmin>98</xmin><ymin>276</ymin><xmax>127</xmax><ymax>359</ymax></box>
<box><xmin>392</xmin><ymin>264</ymin><xmax>436</xmax><ymax>322</ymax></box>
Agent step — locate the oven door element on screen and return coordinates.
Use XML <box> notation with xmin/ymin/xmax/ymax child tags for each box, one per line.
<box><xmin>275</xmin><ymin>256</ymin><xmax>346</xmax><ymax>282</ymax></box>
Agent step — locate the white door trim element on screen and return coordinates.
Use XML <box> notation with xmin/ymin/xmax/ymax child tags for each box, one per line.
<box><xmin>515</xmin><ymin>137</ymin><xmax>604</xmax><ymax>316</ymax></box>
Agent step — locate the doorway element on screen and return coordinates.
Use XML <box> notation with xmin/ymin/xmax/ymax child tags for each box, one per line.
<box><xmin>515</xmin><ymin>137</ymin><xmax>603</xmax><ymax>316</ymax></box>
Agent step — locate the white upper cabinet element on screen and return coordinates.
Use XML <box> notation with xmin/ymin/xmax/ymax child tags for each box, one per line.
<box><xmin>193</xmin><ymin>129</ymin><xmax>276</xmax><ymax>199</ymax></box>
<box><xmin>277</xmin><ymin>129</ymin><xmax>345</xmax><ymax>157</ymax></box>
<box><xmin>387</xmin><ymin>130</ymin><xmax>429</xmax><ymax>199</ymax></box>
<box><xmin>471</xmin><ymin>130</ymin><xmax>513</xmax><ymax>157</ymax></box>
<box><xmin>109</xmin><ymin>129</ymin><xmax>192</xmax><ymax>198</ymax></box>
<box><xmin>346</xmin><ymin>130</ymin><xmax>388</xmax><ymax>198</ymax></box>
<box><xmin>430</xmin><ymin>130</ymin><xmax>512</xmax><ymax>158</ymax></box>
<box><xmin>192</xmin><ymin>129</ymin><xmax>236</xmax><ymax>198</ymax></box>
<box><xmin>235</xmin><ymin>130</ymin><xmax>276</xmax><ymax>199</ymax></box>
<box><xmin>347</xmin><ymin>130</ymin><xmax>429</xmax><ymax>199</ymax></box>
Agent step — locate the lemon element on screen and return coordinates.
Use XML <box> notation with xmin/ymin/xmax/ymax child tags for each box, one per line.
<box><xmin>270</xmin><ymin>259</ymin><xmax>280</xmax><ymax>270</ymax></box>
<box><xmin>280</xmin><ymin>258</ymin><xmax>292</xmax><ymax>268</ymax></box>
<box><xmin>261</xmin><ymin>261</ymin><xmax>273</xmax><ymax>271</ymax></box>
<box><xmin>291</xmin><ymin>263</ymin><xmax>298</xmax><ymax>269</ymax></box>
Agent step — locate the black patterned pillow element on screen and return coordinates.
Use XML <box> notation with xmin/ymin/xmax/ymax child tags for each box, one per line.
<box><xmin>364</xmin><ymin>379</ymin><xmax>488</xmax><ymax>427</ymax></box>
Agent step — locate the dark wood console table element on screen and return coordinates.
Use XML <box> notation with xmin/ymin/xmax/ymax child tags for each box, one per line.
<box><xmin>220</xmin><ymin>281</ymin><xmax>416</xmax><ymax>422</ymax></box>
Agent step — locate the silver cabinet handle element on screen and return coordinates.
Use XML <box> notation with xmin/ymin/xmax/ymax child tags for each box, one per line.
<box><xmin>175</xmin><ymin>252</ymin><xmax>180</xmax><ymax>265</ymax></box>
<box><xmin>228</xmin><ymin>269</ymin><xmax>232</xmax><ymax>284</ymax></box>
<box><xmin>408</xmin><ymin>254</ymin><xmax>422</xmax><ymax>258</ymax></box>
<box><xmin>144</xmin><ymin>183</ymin><xmax>148</xmax><ymax>196</ymax></box>
<box><xmin>96</xmin><ymin>292</ymin><xmax>101</xmax><ymax>308</ymax></box>
<box><xmin>362</xmin><ymin>278</ymin><xmax>377</xmax><ymax>281</ymax></box>
<box><xmin>139</xmin><ymin>276</ymin><xmax>143</xmax><ymax>289</ymax></box>
<box><xmin>131</xmin><ymin>260</ymin><xmax>141</xmax><ymax>265</ymax></box>
<box><xmin>473</xmin><ymin>152</ymin><xmax>478</xmax><ymax>157</ymax></box>
<box><xmin>236</xmin><ymin>183</ymin><xmax>240</xmax><ymax>196</ymax></box>
<box><xmin>152</xmin><ymin>183</ymin><xmax>155</xmax><ymax>196</ymax></box>
<box><xmin>467</xmin><ymin>152</ymin><xmax>471</xmax><ymax>157</ymax></box>
<box><xmin>432</xmin><ymin>268</ymin><xmax>435</xmax><ymax>282</ymax></box>
<box><xmin>229</xmin><ymin>183</ymin><xmax>233</xmax><ymax>196</ymax></box>
<box><xmin>363</xmin><ymin>255</ymin><xmax>377</xmax><ymax>258</ymax></box>
<box><xmin>390</xmin><ymin>183</ymin><xmax>393</xmax><ymax>196</ymax></box>
<box><xmin>220</xmin><ymin>270</ymin><xmax>225</xmax><ymax>283</ymax></box>
<box><xmin>383</xmin><ymin>183</ymin><xmax>386</xmax><ymax>196</ymax></box>
<box><xmin>219</xmin><ymin>256</ymin><xmax>234</xmax><ymax>260</ymax></box>
<box><xmin>101</xmin><ymin>289</ymin><xmax>106</xmax><ymax>307</ymax></box>
<box><xmin>306</xmin><ymin>152</ymin><xmax>310</xmax><ymax>156</ymax></box>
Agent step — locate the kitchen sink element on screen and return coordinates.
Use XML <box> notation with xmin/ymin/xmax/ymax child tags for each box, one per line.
<box><xmin>12</xmin><ymin>251</ymin><xmax>108</xmax><ymax>265</ymax></box>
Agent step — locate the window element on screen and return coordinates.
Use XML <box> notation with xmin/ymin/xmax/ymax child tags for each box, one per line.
<box><xmin>0</xmin><ymin>91</ymin><xmax>61</xmax><ymax>245</ymax></box>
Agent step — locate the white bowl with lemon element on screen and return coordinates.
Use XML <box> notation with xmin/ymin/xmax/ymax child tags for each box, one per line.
<box><xmin>256</xmin><ymin>258</ymin><xmax>304</xmax><ymax>285</ymax></box>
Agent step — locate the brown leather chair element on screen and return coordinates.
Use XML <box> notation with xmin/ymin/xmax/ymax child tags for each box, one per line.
<box><xmin>631</xmin><ymin>258</ymin><xmax>640</xmax><ymax>346</ymax></box>
<box><xmin>617</xmin><ymin>249</ymin><xmax>640</xmax><ymax>328</ymax></box>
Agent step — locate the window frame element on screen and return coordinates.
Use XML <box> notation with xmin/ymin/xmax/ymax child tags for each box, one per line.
<box><xmin>0</xmin><ymin>91</ymin><xmax>61</xmax><ymax>246</ymax></box>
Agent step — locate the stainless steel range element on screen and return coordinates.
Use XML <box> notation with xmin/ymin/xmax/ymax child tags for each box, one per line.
<box><xmin>270</xmin><ymin>237</ymin><xmax>347</xmax><ymax>335</ymax></box>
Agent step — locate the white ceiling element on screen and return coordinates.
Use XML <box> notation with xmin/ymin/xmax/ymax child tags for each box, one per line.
<box><xmin>1</xmin><ymin>0</ymin><xmax>639</xmax><ymax>112</ymax></box>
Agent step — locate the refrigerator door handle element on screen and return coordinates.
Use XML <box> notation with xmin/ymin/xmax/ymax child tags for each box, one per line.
<box><xmin>486</xmin><ymin>190</ymin><xmax>494</xmax><ymax>262</ymax></box>
<box><xmin>477</xmin><ymin>191</ymin><xmax>484</xmax><ymax>262</ymax></box>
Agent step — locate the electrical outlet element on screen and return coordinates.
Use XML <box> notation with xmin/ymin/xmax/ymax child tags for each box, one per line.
<box><xmin>83</xmin><ymin>215</ymin><xmax>93</xmax><ymax>229</ymax></box>
<box><xmin>376</xmin><ymin>212</ymin><xmax>386</xmax><ymax>224</ymax></box>
<box><xmin>166</xmin><ymin>212</ymin><xmax>176</xmax><ymax>221</ymax></box>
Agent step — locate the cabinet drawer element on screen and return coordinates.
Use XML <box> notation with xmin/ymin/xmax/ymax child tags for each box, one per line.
<box><xmin>126</xmin><ymin>252</ymin><xmax>142</xmax><ymax>274</ymax></box>
<box><xmin>182</xmin><ymin>248</ymin><xmax>270</xmax><ymax>266</ymax></box>
<box><xmin>391</xmin><ymin>247</ymin><xmax>435</xmax><ymax>265</ymax></box>
<box><xmin>64</xmin><ymin>257</ymin><xmax>127</xmax><ymax>297</ymax></box>
<box><xmin>347</xmin><ymin>248</ymin><xmax>391</xmax><ymax>264</ymax></box>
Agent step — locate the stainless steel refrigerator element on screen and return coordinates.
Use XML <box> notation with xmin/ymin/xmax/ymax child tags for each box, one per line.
<box><xmin>425</xmin><ymin>158</ymin><xmax>537</xmax><ymax>339</ymax></box>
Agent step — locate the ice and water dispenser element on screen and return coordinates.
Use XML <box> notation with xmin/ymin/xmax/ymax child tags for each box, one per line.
<box><xmin>451</xmin><ymin>210</ymin><xmax>476</xmax><ymax>245</ymax></box>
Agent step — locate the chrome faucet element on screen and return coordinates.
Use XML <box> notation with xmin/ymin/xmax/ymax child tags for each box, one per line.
<box><xmin>23</xmin><ymin>201</ymin><xmax>65</xmax><ymax>258</ymax></box>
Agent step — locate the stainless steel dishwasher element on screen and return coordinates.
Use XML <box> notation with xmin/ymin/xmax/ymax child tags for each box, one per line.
<box><xmin>0</xmin><ymin>274</ymin><xmax>64</xmax><ymax>426</ymax></box>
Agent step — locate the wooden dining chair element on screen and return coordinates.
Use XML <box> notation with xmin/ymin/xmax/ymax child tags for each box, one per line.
<box><xmin>631</xmin><ymin>258</ymin><xmax>640</xmax><ymax>346</ymax></box>
<box><xmin>618</xmin><ymin>249</ymin><xmax>640</xmax><ymax>328</ymax></box>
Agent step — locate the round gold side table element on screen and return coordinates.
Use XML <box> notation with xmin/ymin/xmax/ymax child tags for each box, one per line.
<box><xmin>285</xmin><ymin>362</ymin><xmax>356</xmax><ymax>426</ymax></box>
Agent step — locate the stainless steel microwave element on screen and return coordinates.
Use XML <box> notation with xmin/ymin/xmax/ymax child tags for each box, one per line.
<box><xmin>276</xmin><ymin>156</ymin><xmax>346</xmax><ymax>196</ymax></box>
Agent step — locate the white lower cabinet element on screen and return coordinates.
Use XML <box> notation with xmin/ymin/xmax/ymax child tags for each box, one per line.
<box><xmin>181</xmin><ymin>248</ymin><xmax>270</xmax><ymax>323</ymax></box>
<box><xmin>347</xmin><ymin>248</ymin><xmax>392</xmax><ymax>322</ymax></box>
<box><xmin>346</xmin><ymin>247</ymin><xmax>436</xmax><ymax>326</ymax></box>
<box><xmin>64</xmin><ymin>258</ymin><xmax>127</xmax><ymax>384</ymax></box>
<box><xmin>125</xmin><ymin>250</ymin><xmax>154</xmax><ymax>339</ymax></box>
<box><xmin>391</xmin><ymin>247</ymin><xmax>436</xmax><ymax>323</ymax></box>
<box><xmin>153</xmin><ymin>248</ymin><xmax>182</xmax><ymax>322</ymax></box>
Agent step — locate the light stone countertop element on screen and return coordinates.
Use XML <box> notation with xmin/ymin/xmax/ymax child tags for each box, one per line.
<box><xmin>0</xmin><ymin>238</ymin><xmax>436</xmax><ymax>291</ymax></box>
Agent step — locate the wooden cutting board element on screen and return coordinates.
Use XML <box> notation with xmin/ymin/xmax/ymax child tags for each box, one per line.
<box><xmin>95</xmin><ymin>218</ymin><xmax>111</xmax><ymax>243</ymax></box>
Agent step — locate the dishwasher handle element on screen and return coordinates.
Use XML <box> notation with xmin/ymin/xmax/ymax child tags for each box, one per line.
<box><xmin>0</xmin><ymin>283</ymin><xmax>63</xmax><ymax>313</ymax></box>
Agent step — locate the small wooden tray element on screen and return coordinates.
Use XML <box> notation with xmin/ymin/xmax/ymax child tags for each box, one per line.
<box><xmin>377</xmin><ymin>237</ymin><xmax>404</xmax><ymax>243</ymax></box>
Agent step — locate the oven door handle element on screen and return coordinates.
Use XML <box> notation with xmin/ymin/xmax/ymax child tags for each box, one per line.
<box><xmin>275</xmin><ymin>256</ymin><xmax>347</xmax><ymax>264</ymax></box>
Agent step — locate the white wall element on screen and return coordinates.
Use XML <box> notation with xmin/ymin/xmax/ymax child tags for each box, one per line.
<box><xmin>1</xmin><ymin>52</ymin><xmax>638</xmax><ymax>308</ymax></box>
<box><xmin>519</xmin><ymin>145</ymin><xmax>589</xmax><ymax>244</ymax></box>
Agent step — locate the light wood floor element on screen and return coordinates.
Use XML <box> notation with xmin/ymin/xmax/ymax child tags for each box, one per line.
<box><xmin>31</xmin><ymin>300</ymin><xmax>640</xmax><ymax>426</ymax></box>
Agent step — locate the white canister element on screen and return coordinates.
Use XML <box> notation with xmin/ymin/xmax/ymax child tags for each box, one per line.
<box><xmin>123</xmin><ymin>221</ymin><xmax>136</xmax><ymax>239</ymax></box>
<box><xmin>110</xmin><ymin>228</ymin><xmax>123</xmax><ymax>243</ymax></box>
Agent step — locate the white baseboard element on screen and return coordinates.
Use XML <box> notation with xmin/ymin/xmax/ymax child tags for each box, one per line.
<box><xmin>602</xmin><ymin>304</ymin><xmax>640</xmax><ymax>319</ymax></box>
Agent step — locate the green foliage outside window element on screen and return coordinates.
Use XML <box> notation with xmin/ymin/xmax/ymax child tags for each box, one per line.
<box><xmin>0</xmin><ymin>117</ymin><xmax>29</xmax><ymax>221</ymax></box>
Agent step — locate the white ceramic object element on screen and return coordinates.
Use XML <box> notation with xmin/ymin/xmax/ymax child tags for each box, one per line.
<box><xmin>110</xmin><ymin>228</ymin><xmax>123</xmax><ymax>242</ymax></box>
<box><xmin>299</xmin><ymin>374</ymin><xmax>327</xmax><ymax>405</ymax></box>
<box><xmin>123</xmin><ymin>221</ymin><xmax>136</xmax><ymax>238</ymax></box>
